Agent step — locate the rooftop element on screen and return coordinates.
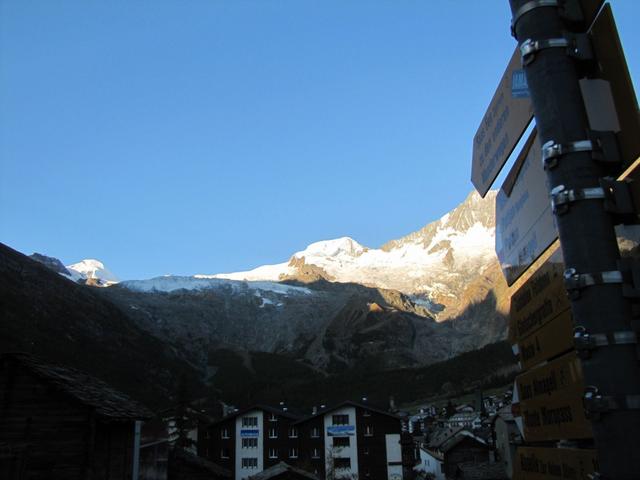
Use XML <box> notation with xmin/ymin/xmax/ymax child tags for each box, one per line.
<box><xmin>248</xmin><ymin>462</ymin><xmax>320</xmax><ymax>480</ymax></box>
<box><xmin>1</xmin><ymin>353</ymin><xmax>153</xmax><ymax>420</ymax></box>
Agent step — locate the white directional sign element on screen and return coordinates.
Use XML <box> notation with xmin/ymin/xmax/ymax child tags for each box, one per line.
<box><xmin>471</xmin><ymin>47</ymin><xmax>534</xmax><ymax>197</ymax></box>
<box><xmin>496</xmin><ymin>129</ymin><xmax>558</xmax><ymax>286</ymax></box>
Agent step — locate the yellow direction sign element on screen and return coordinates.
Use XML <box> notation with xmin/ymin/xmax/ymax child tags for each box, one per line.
<box><xmin>516</xmin><ymin>351</ymin><xmax>592</xmax><ymax>441</ymax></box>
<box><xmin>471</xmin><ymin>47</ymin><xmax>534</xmax><ymax>197</ymax></box>
<box><xmin>519</xmin><ymin>309</ymin><xmax>573</xmax><ymax>371</ymax></box>
<box><xmin>509</xmin><ymin>249</ymin><xmax>569</xmax><ymax>344</ymax></box>
<box><xmin>496</xmin><ymin>129</ymin><xmax>558</xmax><ymax>286</ymax></box>
<box><xmin>514</xmin><ymin>446</ymin><xmax>598</xmax><ymax>480</ymax></box>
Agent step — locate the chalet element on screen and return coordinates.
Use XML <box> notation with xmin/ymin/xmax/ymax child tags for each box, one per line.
<box><xmin>199</xmin><ymin>401</ymin><xmax>410</xmax><ymax>480</ymax></box>
<box><xmin>415</xmin><ymin>427</ymin><xmax>464</xmax><ymax>480</ymax></box>
<box><xmin>446</xmin><ymin>412</ymin><xmax>482</xmax><ymax>430</ymax></box>
<box><xmin>198</xmin><ymin>404</ymin><xmax>302</xmax><ymax>480</ymax></box>
<box><xmin>0</xmin><ymin>352</ymin><xmax>152</xmax><ymax>480</ymax></box>
<box><xmin>416</xmin><ymin>427</ymin><xmax>490</xmax><ymax>480</ymax></box>
<box><xmin>294</xmin><ymin>400</ymin><xmax>407</xmax><ymax>480</ymax></box>
<box><xmin>430</xmin><ymin>429</ymin><xmax>490</xmax><ymax>478</ymax></box>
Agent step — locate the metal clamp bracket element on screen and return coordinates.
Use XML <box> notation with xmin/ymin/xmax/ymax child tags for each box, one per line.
<box><xmin>520</xmin><ymin>33</ymin><xmax>592</xmax><ymax>66</ymax></box>
<box><xmin>584</xmin><ymin>386</ymin><xmax>640</xmax><ymax>420</ymax></box>
<box><xmin>511</xmin><ymin>0</ymin><xmax>588</xmax><ymax>37</ymax></box>
<box><xmin>511</xmin><ymin>0</ymin><xmax>559</xmax><ymax>37</ymax></box>
<box><xmin>574</xmin><ymin>326</ymin><xmax>638</xmax><ymax>358</ymax></box>
<box><xmin>551</xmin><ymin>185</ymin><xmax>606</xmax><ymax>215</ymax></box>
<box><xmin>564</xmin><ymin>268</ymin><xmax>624</xmax><ymax>299</ymax></box>
<box><xmin>542</xmin><ymin>131</ymin><xmax>621</xmax><ymax>170</ymax></box>
<box><xmin>551</xmin><ymin>180</ymin><xmax>635</xmax><ymax>218</ymax></box>
<box><xmin>542</xmin><ymin>139</ymin><xmax>595</xmax><ymax>169</ymax></box>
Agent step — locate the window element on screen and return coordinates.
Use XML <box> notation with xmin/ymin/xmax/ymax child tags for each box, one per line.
<box><xmin>268</xmin><ymin>427</ymin><xmax>278</xmax><ymax>438</ymax></box>
<box><xmin>312</xmin><ymin>448</ymin><xmax>321</xmax><ymax>459</ymax></box>
<box><xmin>242</xmin><ymin>458</ymin><xmax>258</xmax><ymax>469</ymax></box>
<box><xmin>333</xmin><ymin>437</ymin><xmax>350</xmax><ymax>448</ymax></box>
<box><xmin>289</xmin><ymin>427</ymin><xmax>298</xmax><ymax>438</ymax></box>
<box><xmin>334</xmin><ymin>458</ymin><xmax>351</xmax><ymax>470</ymax></box>
<box><xmin>269</xmin><ymin>448</ymin><xmax>278</xmax><ymax>459</ymax></box>
<box><xmin>221</xmin><ymin>428</ymin><xmax>230</xmax><ymax>439</ymax></box>
<box><xmin>220</xmin><ymin>448</ymin><xmax>230</xmax><ymax>459</ymax></box>
<box><xmin>242</xmin><ymin>416</ymin><xmax>258</xmax><ymax>427</ymax></box>
<box><xmin>364</xmin><ymin>425</ymin><xmax>374</xmax><ymax>437</ymax></box>
<box><xmin>242</xmin><ymin>438</ymin><xmax>258</xmax><ymax>449</ymax></box>
<box><xmin>311</xmin><ymin>427</ymin><xmax>320</xmax><ymax>438</ymax></box>
<box><xmin>332</xmin><ymin>414</ymin><xmax>349</xmax><ymax>425</ymax></box>
<box><xmin>269</xmin><ymin>413</ymin><xmax>278</xmax><ymax>422</ymax></box>
<box><xmin>289</xmin><ymin>447</ymin><xmax>298</xmax><ymax>459</ymax></box>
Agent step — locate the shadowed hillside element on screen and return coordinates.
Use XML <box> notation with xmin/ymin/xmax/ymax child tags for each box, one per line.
<box><xmin>0</xmin><ymin>243</ymin><xmax>203</xmax><ymax>409</ymax></box>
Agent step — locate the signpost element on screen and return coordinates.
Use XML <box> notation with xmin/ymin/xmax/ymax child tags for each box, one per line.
<box><xmin>472</xmin><ymin>1</ymin><xmax>640</xmax><ymax>475</ymax></box>
<box><xmin>518</xmin><ymin>309</ymin><xmax>574</xmax><ymax>371</ymax></box>
<box><xmin>508</xmin><ymin>249</ymin><xmax>569</xmax><ymax>344</ymax></box>
<box><xmin>516</xmin><ymin>352</ymin><xmax>593</xmax><ymax>442</ymax></box>
<box><xmin>471</xmin><ymin>47</ymin><xmax>534</xmax><ymax>197</ymax></box>
<box><xmin>514</xmin><ymin>446</ymin><xmax>598</xmax><ymax>480</ymax></box>
<box><xmin>496</xmin><ymin>129</ymin><xmax>558</xmax><ymax>285</ymax></box>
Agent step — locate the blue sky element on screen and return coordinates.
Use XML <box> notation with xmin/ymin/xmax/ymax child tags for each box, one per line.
<box><xmin>1</xmin><ymin>1</ymin><xmax>638</xmax><ymax>280</ymax></box>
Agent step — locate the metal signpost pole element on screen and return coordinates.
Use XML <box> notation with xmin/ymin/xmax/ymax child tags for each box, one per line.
<box><xmin>508</xmin><ymin>1</ymin><xmax>640</xmax><ymax>478</ymax></box>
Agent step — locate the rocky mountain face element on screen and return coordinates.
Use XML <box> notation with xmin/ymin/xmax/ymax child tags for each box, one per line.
<box><xmin>29</xmin><ymin>253</ymin><xmax>72</xmax><ymax>276</ymax></box>
<box><xmin>21</xmin><ymin>190</ymin><xmax>509</xmax><ymax>380</ymax></box>
<box><xmin>1</xmin><ymin>190</ymin><xmax>518</xmax><ymax>408</ymax></box>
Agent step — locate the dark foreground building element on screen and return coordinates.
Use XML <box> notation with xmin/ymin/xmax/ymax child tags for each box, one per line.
<box><xmin>0</xmin><ymin>353</ymin><xmax>152</xmax><ymax>480</ymax></box>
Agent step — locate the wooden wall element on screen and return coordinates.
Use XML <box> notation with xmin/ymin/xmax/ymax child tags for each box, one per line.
<box><xmin>0</xmin><ymin>361</ymin><xmax>137</xmax><ymax>480</ymax></box>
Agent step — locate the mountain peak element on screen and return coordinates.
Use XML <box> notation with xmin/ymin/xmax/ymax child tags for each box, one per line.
<box><xmin>66</xmin><ymin>259</ymin><xmax>119</xmax><ymax>285</ymax></box>
<box><xmin>294</xmin><ymin>237</ymin><xmax>367</xmax><ymax>260</ymax></box>
<box><xmin>29</xmin><ymin>253</ymin><xmax>71</xmax><ymax>276</ymax></box>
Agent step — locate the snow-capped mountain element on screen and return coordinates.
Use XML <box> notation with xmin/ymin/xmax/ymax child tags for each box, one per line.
<box><xmin>206</xmin><ymin>190</ymin><xmax>501</xmax><ymax>318</ymax></box>
<box><xmin>20</xmin><ymin>190</ymin><xmax>509</xmax><ymax>374</ymax></box>
<box><xmin>66</xmin><ymin>259</ymin><xmax>119</xmax><ymax>286</ymax></box>
<box><xmin>122</xmin><ymin>276</ymin><xmax>311</xmax><ymax>297</ymax></box>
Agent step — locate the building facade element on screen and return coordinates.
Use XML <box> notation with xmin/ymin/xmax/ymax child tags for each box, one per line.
<box><xmin>200</xmin><ymin>401</ymin><xmax>408</xmax><ymax>480</ymax></box>
<box><xmin>198</xmin><ymin>405</ymin><xmax>301</xmax><ymax>480</ymax></box>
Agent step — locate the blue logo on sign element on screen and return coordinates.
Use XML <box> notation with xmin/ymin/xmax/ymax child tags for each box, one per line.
<box><xmin>511</xmin><ymin>70</ymin><xmax>529</xmax><ymax>98</ymax></box>
<box><xmin>327</xmin><ymin>425</ymin><xmax>355</xmax><ymax>436</ymax></box>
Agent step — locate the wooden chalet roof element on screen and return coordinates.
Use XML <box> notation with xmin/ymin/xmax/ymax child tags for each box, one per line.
<box><xmin>207</xmin><ymin>404</ymin><xmax>302</xmax><ymax>427</ymax></box>
<box><xmin>439</xmin><ymin>431</ymin><xmax>488</xmax><ymax>454</ymax></box>
<box><xmin>293</xmin><ymin>400</ymin><xmax>399</xmax><ymax>425</ymax></box>
<box><xmin>427</xmin><ymin>426</ymin><xmax>466</xmax><ymax>450</ymax></box>
<box><xmin>456</xmin><ymin>461</ymin><xmax>509</xmax><ymax>480</ymax></box>
<box><xmin>170</xmin><ymin>448</ymin><xmax>232</xmax><ymax>478</ymax></box>
<box><xmin>1</xmin><ymin>353</ymin><xmax>153</xmax><ymax>420</ymax></box>
<box><xmin>248</xmin><ymin>461</ymin><xmax>320</xmax><ymax>480</ymax></box>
